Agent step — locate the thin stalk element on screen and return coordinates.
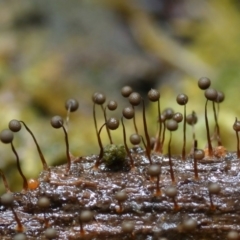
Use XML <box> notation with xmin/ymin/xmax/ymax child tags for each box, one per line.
<box><xmin>205</xmin><ymin>100</ymin><xmax>213</xmax><ymax>157</ymax></box>
<box><xmin>19</xmin><ymin>121</ymin><xmax>48</xmax><ymax>171</ymax></box>
<box><xmin>168</xmin><ymin>132</ymin><xmax>175</xmax><ymax>183</ymax></box>
<box><xmin>11</xmin><ymin>142</ymin><xmax>28</xmax><ymax>191</ymax></box>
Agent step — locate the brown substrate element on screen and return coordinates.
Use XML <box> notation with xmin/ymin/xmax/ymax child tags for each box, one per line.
<box><xmin>0</xmin><ymin>147</ymin><xmax>239</xmax><ymax>239</ymax></box>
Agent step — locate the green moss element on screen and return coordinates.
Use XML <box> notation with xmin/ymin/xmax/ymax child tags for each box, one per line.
<box><xmin>102</xmin><ymin>144</ymin><xmax>126</xmax><ymax>168</ymax></box>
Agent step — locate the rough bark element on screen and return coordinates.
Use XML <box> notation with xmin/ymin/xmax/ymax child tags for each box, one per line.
<box><xmin>0</xmin><ymin>148</ymin><xmax>239</xmax><ymax>239</ymax></box>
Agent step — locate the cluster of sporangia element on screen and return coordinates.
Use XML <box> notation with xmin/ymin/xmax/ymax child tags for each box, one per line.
<box><xmin>0</xmin><ymin>77</ymin><xmax>240</xmax><ymax>239</ymax></box>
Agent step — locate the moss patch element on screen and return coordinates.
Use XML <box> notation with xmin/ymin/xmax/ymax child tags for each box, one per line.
<box><xmin>102</xmin><ymin>144</ymin><xmax>126</xmax><ymax>169</ymax></box>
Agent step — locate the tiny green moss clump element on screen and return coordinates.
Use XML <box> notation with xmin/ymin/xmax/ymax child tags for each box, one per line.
<box><xmin>102</xmin><ymin>144</ymin><xmax>126</xmax><ymax>168</ymax></box>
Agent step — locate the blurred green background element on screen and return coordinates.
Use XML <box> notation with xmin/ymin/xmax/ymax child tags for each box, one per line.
<box><xmin>0</xmin><ymin>0</ymin><xmax>239</xmax><ymax>193</ymax></box>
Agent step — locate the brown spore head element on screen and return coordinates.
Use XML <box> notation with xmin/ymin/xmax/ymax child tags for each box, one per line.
<box><xmin>208</xmin><ymin>183</ymin><xmax>221</xmax><ymax>194</ymax></box>
<box><xmin>65</xmin><ymin>98</ymin><xmax>79</xmax><ymax>112</ymax></box>
<box><xmin>1</xmin><ymin>192</ymin><xmax>14</xmax><ymax>207</ymax></box>
<box><xmin>173</xmin><ymin>112</ymin><xmax>183</xmax><ymax>123</ymax></box>
<box><xmin>44</xmin><ymin>228</ymin><xmax>57</xmax><ymax>239</ymax></box>
<box><xmin>115</xmin><ymin>190</ymin><xmax>128</xmax><ymax>202</ymax></box>
<box><xmin>9</xmin><ymin>119</ymin><xmax>22</xmax><ymax>132</ymax></box>
<box><xmin>107</xmin><ymin>100</ymin><xmax>118</xmax><ymax>111</ymax></box>
<box><xmin>194</xmin><ymin>149</ymin><xmax>205</xmax><ymax>160</ymax></box>
<box><xmin>166</xmin><ymin>119</ymin><xmax>178</xmax><ymax>131</ymax></box>
<box><xmin>128</xmin><ymin>92</ymin><xmax>141</xmax><ymax>106</ymax></box>
<box><xmin>92</xmin><ymin>92</ymin><xmax>106</xmax><ymax>105</ymax></box>
<box><xmin>148</xmin><ymin>89</ymin><xmax>160</xmax><ymax>102</ymax></box>
<box><xmin>0</xmin><ymin>129</ymin><xmax>14</xmax><ymax>144</ymax></box>
<box><xmin>198</xmin><ymin>77</ymin><xmax>211</xmax><ymax>90</ymax></box>
<box><xmin>163</xmin><ymin>108</ymin><xmax>174</xmax><ymax>120</ymax></box>
<box><xmin>215</xmin><ymin>91</ymin><xmax>225</xmax><ymax>103</ymax></box>
<box><xmin>130</xmin><ymin>133</ymin><xmax>141</xmax><ymax>145</ymax></box>
<box><xmin>121</xmin><ymin>221</ymin><xmax>135</xmax><ymax>233</ymax></box>
<box><xmin>182</xmin><ymin>218</ymin><xmax>197</xmax><ymax>232</ymax></box>
<box><xmin>227</xmin><ymin>231</ymin><xmax>239</xmax><ymax>240</ymax></box>
<box><xmin>37</xmin><ymin>196</ymin><xmax>50</xmax><ymax>209</ymax></box>
<box><xmin>79</xmin><ymin>210</ymin><xmax>93</xmax><ymax>223</ymax></box>
<box><xmin>121</xmin><ymin>86</ymin><xmax>133</xmax><ymax>98</ymax></box>
<box><xmin>233</xmin><ymin>118</ymin><xmax>240</xmax><ymax>132</ymax></box>
<box><xmin>147</xmin><ymin>164</ymin><xmax>161</xmax><ymax>177</ymax></box>
<box><xmin>122</xmin><ymin>106</ymin><xmax>134</xmax><ymax>119</ymax></box>
<box><xmin>205</xmin><ymin>88</ymin><xmax>218</xmax><ymax>101</ymax></box>
<box><xmin>13</xmin><ymin>233</ymin><xmax>27</xmax><ymax>240</ymax></box>
<box><xmin>165</xmin><ymin>186</ymin><xmax>178</xmax><ymax>198</ymax></box>
<box><xmin>176</xmin><ymin>94</ymin><xmax>188</xmax><ymax>105</ymax></box>
<box><xmin>186</xmin><ymin>112</ymin><xmax>198</xmax><ymax>125</ymax></box>
<box><xmin>51</xmin><ymin>115</ymin><xmax>63</xmax><ymax>128</ymax></box>
<box><xmin>106</xmin><ymin>117</ymin><xmax>119</xmax><ymax>130</ymax></box>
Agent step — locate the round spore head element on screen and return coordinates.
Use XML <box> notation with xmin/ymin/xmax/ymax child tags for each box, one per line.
<box><xmin>28</xmin><ymin>178</ymin><xmax>39</xmax><ymax>190</ymax></box>
<box><xmin>186</xmin><ymin>112</ymin><xmax>198</xmax><ymax>125</ymax></box>
<box><xmin>1</xmin><ymin>193</ymin><xmax>13</xmax><ymax>207</ymax></box>
<box><xmin>208</xmin><ymin>183</ymin><xmax>221</xmax><ymax>194</ymax></box>
<box><xmin>148</xmin><ymin>89</ymin><xmax>160</xmax><ymax>102</ymax></box>
<box><xmin>165</xmin><ymin>186</ymin><xmax>178</xmax><ymax>198</ymax></box>
<box><xmin>205</xmin><ymin>88</ymin><xmax>218</xmax><ymax>101</ymax></box>
<box><xmin>122</xmin><ymin>106</ymin><xmax>134</xmax><ymax>119</ymax></box>
<box><xmin>215</xmin><ymin>91</ymin><xmax>225</xmax><ymax>103</ymax></box>
<box><xmin>65</xmin><ymin>98</ymin><xmax>79</xmax><ymax>112</ymax></box>
<box><xmin>227</xmin><ymin>231</ymin><xmax>239</xmax><ymax>240</ymax></box>
<box><xmin>37</xmin><ymin>197</ymin><xmax>50</xmax><ymax>209</ymax></box>
<box><xmin>51</xmin><ymin>116</ymin><xmax>63</xmax><ymax>129</ymax></box>
<box><xmin>115</xmin><ymin>190</ymin><xmax>128</xmax><ymax>202</ymax></box>
<box><xmin>128</xmin><ymin>92</ymin><xmax>141</xmax><ymax>106</ymax></box>
<box><xmin>173</xmin><ymin>112</ymin><xmax>183</xmax><ymax>123</ymax></box>
<box><xmin>182</xmin><ymin>219</ymin><xmax>197</xmax><ymax>232</ymax></box>
<box><xmin>176</xmin><ymin>94</ymin><xmax>188</xmax><ymax>105</ymax></box>
<box><xmin>106</xmin><ymin>117</ymin><xmax>119</xmax><ymax>130</ymax></box>
<box><xmin>163</xmin><ymin>108</ymin><xmax>174</xmax><ymax>120</ymax></box>
<box><xmin>160</xmin><ymin>113</ymin><xmax>166</xmax><ymax>122</ymax></box>
<box><xmin>92</xmin><ymin>92</ymin><xmax>98</xmax><ymax>102</ymax></box>
<box><xmin>198</xmin><ymin>77</ymin><xmax>211</xmax><ymax>90</ymax></box>
<box><xmin>107</xmin><ymin>100</ymin><xmax>118</xmax><ymax>111</ymax></box>
<box><xmin>166</xmin><ymin>119</ymin><xmax>178</xmax><ymax>131</ymax></box>
<box><xmin>9</xmin><ymin>119</ymin><xmax>21</xmax><ymax>132</ymax></box>
<box><xmin>130</xmin><ymin>133</ymin><xmax>141</xmax><ymax>145</ymax></box>
<box><xmin>233</xmin><ymin>118</ymin><xmax>240</xmax><ymax>132</ymax></box>
<box><xmin>80</xmin><ymin>210</ymin><xmax>93</xmax><ymax>223</ymax></box>
<box><xmin>121</xmin><ymin>86</ymin><xmax>133</xmax><ymax>98</ymax></box>
<box><xmin>194</xmin><ymin>149</ymin><xmax>205</xmax><ymax>160</ymax></box>
<box><xmin>92</xmin><ymin>92</ymin><xmax>106</xmax><ymax>105</ymax></box>
<box><xmin>0</xmin><ymin>129</ymin><xmax>13</xmax><ymax>144</ymax></box>
<box><xmin>121</xmin><ymin>221</ymin><xmax>135</xmax><ymax>233</ymax></box>
<box><xmin>13</xmin><ymin>233</ymin><xmax>27</xmax><ymax>240</ymax></box>
<box><xmin>147</xmin><ymin>164</ymin><xmax>161</xmax><ymax>177</ymax></box>
<box><xmin>44</xmin><ymin>228</ymin><xmax>57</xmax><ymax>239</ymax></box>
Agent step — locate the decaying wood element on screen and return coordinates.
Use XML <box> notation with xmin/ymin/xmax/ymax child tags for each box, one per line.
<box><xmin>0</xmin><ymin>147</ymin><xmax>239</xmax><ymax>239</ymax></box>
